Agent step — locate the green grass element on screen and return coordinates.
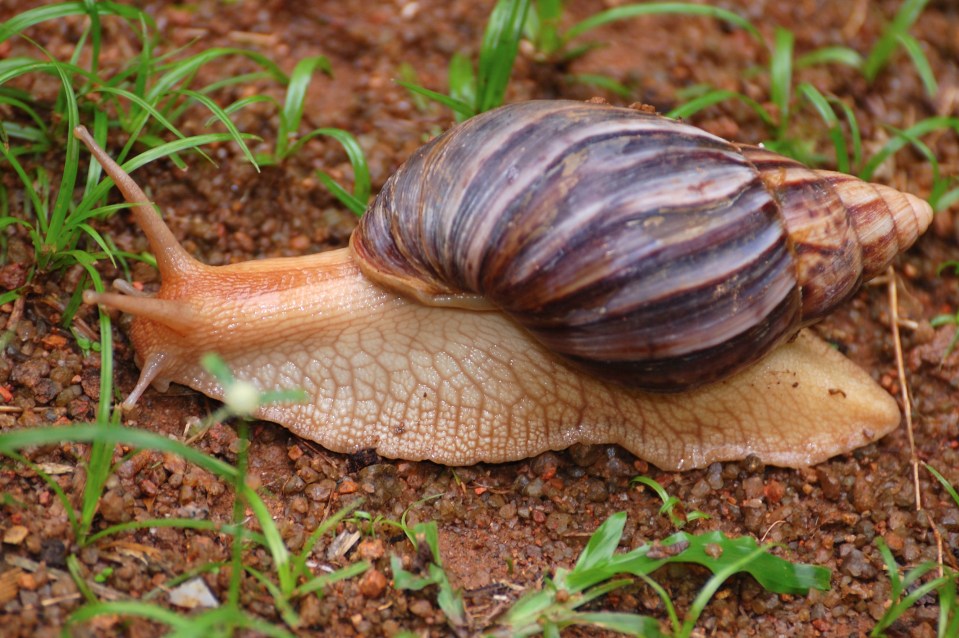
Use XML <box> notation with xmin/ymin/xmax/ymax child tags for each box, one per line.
<box><xmin>401</xmin><ymin>1</ymin><xmax>762</xmax><ymax>120</ymax></box>
<box><xmin>396</xmin><ymin>0</ymin><xmax>954</xmax><ymax>203</ymax></box>
<box><xmin>490</xmin><ymin>511</ymin><xmax>829</xmax><ymax>637</ymax></box>
<box><xmin>0</xmin><ymin>360</ymin><xmax>368</xmax><ymax>634</ymax></box>
<box><xmin>872</xmin><ymin>541</ymin><xmax>957</xmax><ymax>638</ymax></box>
<box><xmin>632</xmin><ymin>476</ymin><xmax>710</xmax><ymax>529</ymax></box>
<box><xmin>862</xmin><ymin>0</ymin><xmax>936</xmax><ymax>96</ymax></box>
<box><xmin>1</xmin><ymin>0</ymin><xmax>371</xmax><ymax>293</ymax></box>
<box><xmin>400</xmin><ymin>0</ymin><xmax>531</xmax><ymax>121</ymax></box>
<box><xmin>214</xmin><ymin>55</ymin><xmax>372</xmax><ymax>215</ymax></box>
<box><xmin>869</xmin><ymin>464</ymin><xmax>959</xmax><ymax>638</ymax></box>
<box><xmin>0</xmin><ymin>5</ymin><xmax>375</xmax><ymax>632</ymax></box>
<box><xmin>0</xmin><ymin>4</ymin><xmax>264</xmax><ymax>291</ymax></box>
<box><xmin>391</xmin><ymin>519</ymin><xmax>469</xmax><ymax>631</ymax></box>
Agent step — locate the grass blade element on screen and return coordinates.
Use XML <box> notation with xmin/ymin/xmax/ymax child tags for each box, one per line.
<box><xmin>571</xmin><ymin>511</ymin><xmax>626</xmax><ymax>575</ymax></box>
<box><xmin>896</xmin><ymin>32</ymin><xmax>938</xmax><ymax>97</ymax></box>
<box><xmin>396</xmin><ymin>80</ymin><xmax>474</xmax><ymax>119</ymax></box>
<box><xmin>798</xmin><ymin>83</ymin><xmax>849</xmax><ymax>173</ymax></box>
<box><xmin>565</xmin><ymin>2</ymin><xmax>762</xmax><ymax>44</ymax></box>
<box><xmin>447</xmin><ymin>52</ymin><xmax>476</xmax><ymax>116</ymax></box>
<box><xmin>770</xmin><ymin>26</ymin><xmax>794</xmax><ymax>134</ymax></box>
<box><xmin>476</xmin><ymin>0</ymin><xmax>531</xmax><ymax>114</ymax></box>
<box><xmin>924</xmin><ymin>464</ymin><xmax>959</xmax><ymax>508</ymax></box>
<box><xmin>280</xmin><ymin>55</ymin><xmax>332</xmax><ymax>145</ymax></box>
<box><xmin>863</xmin><ymin>0</ymin><xmax>930</xmax><ymax>82</ymax></box>
<box><xmin>666</xmin><ymin>89</ymin><xmax>774</xmax><ymax>128</ymax></box>
<box><xmin>0</xmin><ymin>1</ymin><xmax>152</xmax><ymax>46</ymax></box>
<box><xmin>796</xmin><ymin>46</ymin><xmax>863</xmax><ymax>70</ymax></box>
<box><xmin>860</xmin><ymin>116</ymin><xmax>959</xmax><ymax>181</ymax></box>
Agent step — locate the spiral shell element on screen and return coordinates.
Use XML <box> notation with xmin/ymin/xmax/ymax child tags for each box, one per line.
<box><xmin>351</xmin><ymin>100</ymin><xmax>931</xmax><ymax>390</ymax></box>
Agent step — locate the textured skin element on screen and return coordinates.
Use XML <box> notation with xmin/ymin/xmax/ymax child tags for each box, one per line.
<box><xmin>106</xmin><ymin>250</ymin><xmax>900</xmax><ymax>470</ymax></box>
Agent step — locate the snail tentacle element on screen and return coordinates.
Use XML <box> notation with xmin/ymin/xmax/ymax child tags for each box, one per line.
<box><xmin>82</xmin><ymin>289</ymin><xmax>198</xmax><ymax>335</ymax></box>
<box><xmin>74</xmin><ymin>126</ymin><xmax>202</xmax><ymax>280</ymax></box>
<box><xmin>123</xmin><ymin>351</ymin><xmax>172</xmax><ymax>408</ymax></box>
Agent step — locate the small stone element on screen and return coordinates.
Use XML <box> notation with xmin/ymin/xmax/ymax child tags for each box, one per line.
<box><xmin>298</xmin><ymin>593</ymin><xmax>322</xmax><ymax>627</ymax></box>
<box><xmin>706</xmin><ymin>463</ymin><xmax>724</xmax><ymax>490</ymax></box>
<box><xmin>3</xmin><ymin>525</ymin><xmax>29</xmax><ymax>544</ymax></box>
<box><xmin>523</xmin><ymin>478</ymin><xmax>544</xmax><ymax>498</ymax></box>
<box><xmin>742</xmin><ymin>454</ymin><xmax>764</xmax><ymax>474</ymax></box>
<box><xmin>11</xmin><ymin>359</ymin><xmax>50</xmax><ymax>389</ymax></box>
<box><xmin>162</xmin><ymin>452</ymin><xmax>186</xmax><ymax>475</ymax></box>
<box><xmin>168</xmin><ymin>577</ymin><xmax>219</xmax><ymax>609</ymax></box>
<box><xmin>816</xmin><ymin>467</ymin><xmax>842</xmax><ymax>501</ymax></box>
<box><xmin>281</xmin><ymin>475</ymin><xmax>306</xmax><ymax>495</ymax></box>
<box><xmin>358</xmin><ymin>568</ymin><xmax>387</xmax><ymax>598</ymax></box>
<box><xmin>99</xmin><ymin>489</ymin><xmax>128</xmax><ymax>523</ymax></box>
<box><xmin>306</xmin><ymin>480</ymin><xmax>334</xmax><ymax>502</ymax></box>
<box><xmin>41</xmin><ymin>539</ymin><xmax>67</xmax><ymax>567</ymax></box>
<box><xmin>585</xmin><ymin>478</ymin><xmax>608</xmax><ymax>503</ymax></box>
<box><xmin>16</xmin><ymin>572</ymin><xmax>39</xmax><ymax>591</ymax></box>
<box><xmin>80</xmin><ymin>366</ymin><xmax>101</xmax><ymax>399</ymax></box>
<box><xmin>764</xmin><ymin>480</ymin><xmax>785</xmax><ymax>504</ymax></box>
<box><xmin>840</xmin><ymin>546</ymin><xmax>876</xmax><ymax>579</ymax></box>
<box><xmin>357</xmin><ymin>539</ymin><xmax>385</xmax><ymax>561</ymax></box>
<box><xmin>743</xmin><ymin>476</ymin><xmax>764</xmax><ymax>500</ymax></box>
<box><xmin>883</xmin><ymin>531</ymin><xmax>906</xmax><ymax>553</ymax></box>
<box><xmin>409</xmin><ymin>598</ymin><xmax>433</xmax><ymax>618</ymax></box>
<box><xmin>545</xmin><ymin>512</ymin><xmax>571</xmax><ymax>534</ymax></box>
<box><xmin>567</xmin><ymin>444</ymin><xmax>602</xmax><ymax>467</ymax></box>
<box><xmin>851</xmin><ymin>472</ymin><xmax>876</xmax><ymax>512</ymax></box>
<box><xmin>530</xmin><ymin>452</ymin><xmax>562</xmax><ymax>479</ymax></box>
<box><xmin>32</xmin><ymin>378</ymin><xmax>62</xmax><ymax>404</ymax></box>
<box><xmin>338</xmin><ymin>478</ymin><xmax>359</xmax><ymax>494</ymax></box>
<box><xmin>690</xmin><ymin>478</ymin><xmax>712</xmax><ymax>498</ymax></box>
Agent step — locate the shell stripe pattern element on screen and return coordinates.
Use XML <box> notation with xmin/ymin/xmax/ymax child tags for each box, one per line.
<box><xmin>353</xmin><ymin>101</ymin><xmax>805</xmax><ymax>390</ymax></box>
<box><xmin>739</xmin><ymin>146</ymin><xmax>864</xmax><ymax>322</ymax></box>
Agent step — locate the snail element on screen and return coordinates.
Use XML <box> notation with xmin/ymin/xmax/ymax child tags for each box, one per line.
<box><xmin>76</xmin><ymin>100</ymin><xmax>932</xmax><ymax>471</ymax></box>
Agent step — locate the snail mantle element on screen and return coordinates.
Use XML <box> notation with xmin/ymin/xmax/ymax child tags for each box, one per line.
<box><xmin>78</xmin><ymin>100</ymin><xmax>932</xmax><ymax>471</ymax></box>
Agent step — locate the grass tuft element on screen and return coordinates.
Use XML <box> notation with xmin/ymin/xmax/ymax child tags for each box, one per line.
<box><xmin>491</xmin><ymin>511</ymin><xmax>829</xmax><ymax>637</ymax></box>
<box><xmin>632</xmin><ymin>476</ymin><xmax>710</xmax><ymax>529</ymax></box>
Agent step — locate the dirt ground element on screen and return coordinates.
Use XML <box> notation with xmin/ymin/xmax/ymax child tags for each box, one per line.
<box><xmin>1</xmin><ymin>1</ymin><xmax>958</xmax><ymax>636</ymax></box>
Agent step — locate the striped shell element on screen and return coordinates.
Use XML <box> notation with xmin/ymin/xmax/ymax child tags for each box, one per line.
<box><xmin>351</xmin><ymin>100</ymin><xmax>931</xmax><ymax>390</ymax></box>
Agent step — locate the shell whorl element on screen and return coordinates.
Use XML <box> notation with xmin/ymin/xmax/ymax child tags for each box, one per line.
<box><xmin>351</xmin><ymin>100</ymin><xmax>932</xmax><ymax>390</ymax></box>
<box><xmin>740</xmin><ymin>146</ymin><xmax>931</xmax><ymax>322</ymax></box>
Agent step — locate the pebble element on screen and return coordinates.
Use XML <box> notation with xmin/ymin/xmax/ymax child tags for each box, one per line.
<box><xmin>584</xmin><ymin>478</ymin><xmax>608</xmax><ymax>503</ymax></box>
<box><xmin>545</xmin><ymin>512</ymin><xmax>571</xmax><ymax>534</ymax></box>
<box><xmin>816</xmin><ymin>467</ymin><xmax>842</xmax><ymax>501</ymax></box>
<box><xmin>357</xmin><ymin>463</ymin><xmax>401</xmax><ymax>507</ymax></box>
<box><xmin>11</xmin><ymin>359</ymin><xmax>50</xmax><ymax>389</ymax></box>
<box><xmin>742</xmin><ymin>475</ymin><xmax>764</xmax><ymax>500</ymax></box>
<box><xmin>306</xmin><ymin>480</ymin><xmax>334</xmax><ymax>502</ymax></box>
<box><xmin>281</xmin><ymin>474</ymin><xmax>306</xmax><ymax>495</ymax></box>
<box><xmin>408</xmin><ymin>598</ymin><xmax>433</xmax><ymax>618</ymax></box>
<box><xmin>98</xmin><ymin>490</ymin><xmax>129</xmax><ymax>523</ymax></box>
<box><xmin>358</xmin><ymin>568</ymin><xmax>388</xmax><ymax>598</ymax></box>
<box><xmin>706</xmin><ymin>463</ymin><xmax>724</xmax><ymax>490</ymax></box>
<box><xmin>567</xmin><ymin>443</ymin><xmax>603</xmax><ymax>467</ymax></box>
<box><xmin>839</xmin><ymin>546</ymin><xmax>876</xmax><ymax>579</ymax></box>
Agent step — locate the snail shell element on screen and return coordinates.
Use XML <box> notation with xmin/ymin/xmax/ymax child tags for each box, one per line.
<box><xmin>353</xmin><ymin>100</ymin><xmax>930</xmax><ymax>390</ymax></box>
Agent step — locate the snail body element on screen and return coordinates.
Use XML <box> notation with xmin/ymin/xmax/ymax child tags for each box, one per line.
<box><xmin>77</xmin><ymin>100</ymin><xmax>931</xmax><ymax>470</ymax></box>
